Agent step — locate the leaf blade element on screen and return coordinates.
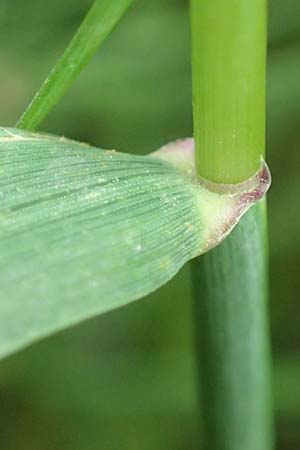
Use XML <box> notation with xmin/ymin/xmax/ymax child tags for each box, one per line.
<box><xmin>0</xmin><ymin>128</ymin><xmax>270</xmax><ymax>358</ymax></box>
<box><xmin>0</xmin><ymin>128</ymin><xmax>202</xmax><ymax>358</ymax></box>
<box><xmin>16</xmin><ymin>0</ymin><xmax>133</xmax><ymax>130</ymax></box>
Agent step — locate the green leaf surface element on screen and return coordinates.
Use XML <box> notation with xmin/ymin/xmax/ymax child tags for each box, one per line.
<box><xmin>0</xmin><ymin>128</ymin><xmax>202</xmax><ymax>358</ymax></box>
<box><xmin>0</xmin><ymin>128</ymin><xmax>269</xmax><ymax>359</ymax></box>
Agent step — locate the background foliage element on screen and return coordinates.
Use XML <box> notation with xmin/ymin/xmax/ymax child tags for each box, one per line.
<box><xmin>0</xmin><ymin>0</ymin><xmax>299</xmax><ymax>448</ymax></box>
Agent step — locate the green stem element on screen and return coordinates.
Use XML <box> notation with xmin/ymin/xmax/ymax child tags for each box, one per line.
<box><xmin>192</xmin><ymin>202</ymin><xmax>273</xmax><ymax>450</ymax></box>
<box><xmin>190</xmin><ymin>1</ymin><xmax>274</xmax><ymax>449</ymax></box>
<box><xmin>16</xmin><ymin>0</ymin><xmax>133</xmax><ymax>130</ymax></box>
<box><xmin>191</xmin><ymin>0</ymin><xmax>266</xmax><ymax>183</ymax></box>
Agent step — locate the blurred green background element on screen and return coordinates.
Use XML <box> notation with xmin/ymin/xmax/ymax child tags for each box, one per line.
<box><xmin>0</xmin><ymin>0</ymin><xmax>299</xmax><ymax>448</ymax></box>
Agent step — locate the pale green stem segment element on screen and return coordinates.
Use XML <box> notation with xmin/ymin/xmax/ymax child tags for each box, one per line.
<box><xmin>191</xmin><ymin>0</ymin><xmax>266</xmax><ymax>183</ymax></box>
<box><xmin>16</xmin><ymin>0</ymin><xmax>133</xmax><ymax>130</ymax></box>
<box><xmin>190</xmin><ymin>0</ymin><xmax>274</xmax><ymax>449</ymax></box>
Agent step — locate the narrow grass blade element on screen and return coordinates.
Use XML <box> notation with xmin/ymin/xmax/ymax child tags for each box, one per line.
<box><xmin>16</xmin><ymin>0</ymin><xmax>133</xmax><ymax>130</ymax></box>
